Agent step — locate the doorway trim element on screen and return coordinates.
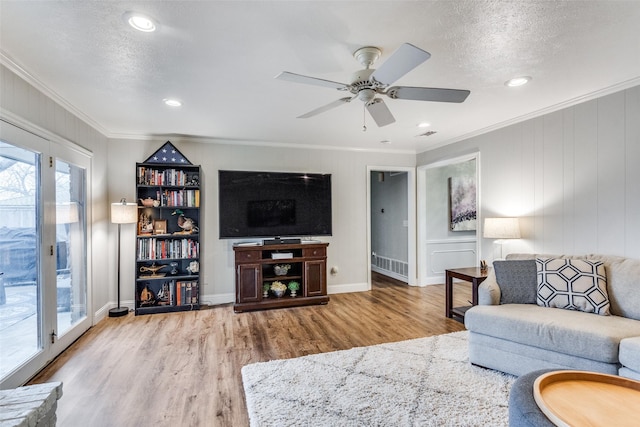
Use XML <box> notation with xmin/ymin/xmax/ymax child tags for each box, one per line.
<box><xmin>417</xmin><ymin>152</ymin><xmax>481</xmax><ymax>285</ymax></box>
<box><xmin>366</xmin><ymin>165</ymin><xmax>416</xmax><ymax>288</ymax></box>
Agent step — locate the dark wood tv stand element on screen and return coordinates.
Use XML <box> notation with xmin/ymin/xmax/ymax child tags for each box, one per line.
<box><xmin>233</xmin><ymin>242</ymin><xmax>329</xmax><ymax>312</ymax></box>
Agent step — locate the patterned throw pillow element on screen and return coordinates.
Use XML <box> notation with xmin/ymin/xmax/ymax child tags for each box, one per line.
<box><xmin>493</xmin><ymin>260</ymin><xmax>537</xmax><ymax>304</ymax></box>
<box><xmin>536</xmin><ymin>258</ymin><xmax>610</xmax><ymax>315</ymax></box>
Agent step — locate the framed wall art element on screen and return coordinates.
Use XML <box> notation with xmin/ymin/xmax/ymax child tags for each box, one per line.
<box><xmin>449</xmin><ymin>176</ymin><xmax>477</xmax><ymax>231</ymax></box>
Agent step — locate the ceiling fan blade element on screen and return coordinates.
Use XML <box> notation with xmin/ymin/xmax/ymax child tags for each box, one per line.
<box><xmin>366</xmin><ymin>99</ymin><xmax>396</xmax><ymax>127</ymax></box>
<box><xmin>370</xmin><ymin>43</ymin><xmax>431</xmax><ymax>86</ymax></box>
<box><xmin>275</xmin><ymin>71</ymin><xmax>348</xmax><ymax>90</ymax></box>
<box><xmin>387</xmin><ymin>86</ymin><xmax>470</xmax><ymax>103</ymax></box>
<box><xmin>297</xmin><ymin>97</ymin><xmax>354</xmax><ymax>118</ymax></box>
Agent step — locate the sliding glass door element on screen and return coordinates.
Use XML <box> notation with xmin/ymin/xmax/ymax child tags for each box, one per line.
<box><xmin>0</xmin><ymin>120</ymin><xmax>91</xmax><ymax>388</ymax></box>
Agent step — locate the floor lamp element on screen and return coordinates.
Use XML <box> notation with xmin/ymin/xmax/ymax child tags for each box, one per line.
<box><xmin>483</xmin><ymin>217</ymin><xmax>521</xmax><ymax>261</ymax></box>
<box><xmin>110</xmin><ymin>198</ymin><xmax>138</xmax><ymax>317</ymax></box>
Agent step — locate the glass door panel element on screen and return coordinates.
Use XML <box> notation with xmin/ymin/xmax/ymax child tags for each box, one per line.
<box><xmin>0</xmin><ymin>141</ymin><xmax>42</xmax><ymax>380</ymax></box>
<box><xmin>55</xmin><ymin>160</ymin><xmax>87</xmax><ymax>336</ymax></box>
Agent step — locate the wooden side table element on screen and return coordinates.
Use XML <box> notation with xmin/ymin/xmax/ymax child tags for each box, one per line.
<box><xmin>445</xmin><ymin>267</ymin><xmax>489</xmax><ymax>320</ymax></box>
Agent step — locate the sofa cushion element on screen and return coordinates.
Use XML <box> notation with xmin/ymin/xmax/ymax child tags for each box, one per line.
<box><xmin>493</xmin><ymin>260</ymin><xmax>537</xmax><ymax>304</ymax></box>
<box><xmin>507</xmin><ymin>254</ymin><xmax>640</xmax><ymax>320</ymax></box>
<box><xmin>535</xmin><ymin>258</ymin><xmax>610</xmax><ymax>315</ymax></box>
<box><xmin>465</xmin><ymin>304</ymin><xmax>640</xmax><ymax>363</ymax></box>
<box><xmin>619</xmin><ymin>337</ymin><xmax>640</xmax><ymax>373</ymax></box>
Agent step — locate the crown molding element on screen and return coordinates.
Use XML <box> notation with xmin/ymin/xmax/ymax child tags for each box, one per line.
<box><xmin>419</xmin><ymin>76</ymin><xmax>640</xmax><ymax>154</ymax></box>
<box><xmin>1</xmin><ymin>50</ymin><xmax>112</xmax><ymax>137</ymax></box>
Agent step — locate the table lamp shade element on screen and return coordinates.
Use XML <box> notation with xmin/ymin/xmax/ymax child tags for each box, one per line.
<box><xmin>483</xmin><ymin>217</ymin><xmax>521</xmax><ymax>239</ymax></box>
<box><xmin>111</xmin><ymin>199</ymin><xmax>138</xmax><ymax>224</ymax></box>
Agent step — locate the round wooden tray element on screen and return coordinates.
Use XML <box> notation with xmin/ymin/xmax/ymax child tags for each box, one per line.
<box><xmin>534</xmin><ymin>370</ymin><xmax>640</xmax><ymax>427</ymax></box>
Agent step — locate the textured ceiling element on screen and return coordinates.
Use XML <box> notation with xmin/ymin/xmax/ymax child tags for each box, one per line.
<box><xmin>1</xmin><ymin>1</ymin><xmax>639</xmax><ymax>153</ymax></box>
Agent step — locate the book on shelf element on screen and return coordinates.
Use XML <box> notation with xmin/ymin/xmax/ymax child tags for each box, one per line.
<box><xmin>137</xmin><ymin>238</ymin><xmax>199</xmax><ymax>260</ymax></box>
<box><xmin>137</xmin><ymin>166</ymin><xmax>193</xmax><ymax>187</ymax></box>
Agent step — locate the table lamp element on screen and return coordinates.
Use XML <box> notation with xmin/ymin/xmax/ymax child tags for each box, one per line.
<box><xmin>483</xmin><ymin>217</ymin><xmax>521</xmax><ymax>260</ymax></box>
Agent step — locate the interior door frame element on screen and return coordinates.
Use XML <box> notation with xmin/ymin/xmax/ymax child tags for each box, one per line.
<box><xmin>366</xmin><ymin>165</ymin><xmax>416</xmax><ymax>288</ymax></box>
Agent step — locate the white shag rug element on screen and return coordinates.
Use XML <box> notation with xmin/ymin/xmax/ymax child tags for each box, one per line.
<box><xmin>241</xmin><ymin>331</ymin><xmax>515</xmax><ymax>426</ymax></box>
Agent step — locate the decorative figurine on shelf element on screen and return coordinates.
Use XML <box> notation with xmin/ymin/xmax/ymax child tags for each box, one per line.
<box><xmin>187</xmin><ymin>174</ymin><xmax>199</xmax><ymax>186</ymax></box>
<box><xmin>139</xmin><ymin>212</ymin><xmax>153</xmax><ymax>235</ymax></box>
<box><xmin>171</xmin><ymin>209</ymin><xmax>199</xmax><ymax>234</ymax></box>
<box><xmin>156</xmin><ymin>282</ymin><xmax>170</xmax><ymax>305</ymax></box>
<box><xmin>139</xmin><ymin>263</ymin><xmax>166</xmax><ymax>277</ymax></box>
<box><xmin>186</xmin><ymin>260</ymin><xmax>199</xmax><ymax>275</ymax></box>
<box><xmin>139</xmin><ymin>285</ymin><xmax>155</xmax><ymax>306</ymax></box>
<box><xmin>169</xmin><ymin>262</ymin><xmax>179</xmax><ymax>275</ymax></box>
<box><xmin>139</xmin><ymin>197</ymin><xmax>160</xmax><ymax>207</ymax></box>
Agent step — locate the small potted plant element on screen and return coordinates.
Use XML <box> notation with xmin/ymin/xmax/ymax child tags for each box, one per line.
<box><xmin>270</xmin><ymin>281</ymin><xmax>287</xmax><ymax>298</ymax></box>
<box><xmin>287</xmin><ymin>281</ymin><xmax>300</xmax><ymax>297</ymax></box>
<box><xmin>262</xmin><ymin>282</ymin><xmax>270</xmax><ymax>298</ymax></box>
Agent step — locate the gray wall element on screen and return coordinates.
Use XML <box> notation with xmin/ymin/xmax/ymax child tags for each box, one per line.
<box><xmin>423</xmin><ymin>159</ymin><xmax>477</xmax><ymax>280</ymax></box>
<box><xmin>108</xmin><ymin>139</ymin><xmax>416</xmax><ymax>304</ymax></box>
<box><xmin>418</xmin><ymin>85</ymin><xmax>640</xmax><ymax>261</ymax></box>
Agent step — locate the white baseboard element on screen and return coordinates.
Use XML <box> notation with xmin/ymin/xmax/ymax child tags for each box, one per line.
<box><xmin>328</xmin><ymin>282</ymin><xmax>369</xmax><ymax>294</ymax></box>
<box><xmin>94</xmin><ymin>300</ymin><xmax>134</xmax><ymax>324</ymax></box>
<box><xmin>200</xmin><ymin>293</ymin><xmax>235</xmax><ymax>306</ymax></box>
<box><xmin>94</xmin><ymin>286</ymin><xmax>370</xmax><ymax>318</ymax></box>
<box><xmin>371</xmin><ymin>266</ymin><xmax>408</xmax><ymax>283</ymax></box>
<box><xmin>421</xmin><ymin>275</ymin><xmax>445</xmax><ymax>286</ymax></box>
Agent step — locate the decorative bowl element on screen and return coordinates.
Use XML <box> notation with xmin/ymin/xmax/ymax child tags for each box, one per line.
<box><xmin>274</xmin><ymin>264</ymin><xmax>291</xmax><ymax>275</ymax></box>
<box><xmin>272</xmin><ymin>289</ymin><xmax>285</xmax><ymax>298</ymax></box>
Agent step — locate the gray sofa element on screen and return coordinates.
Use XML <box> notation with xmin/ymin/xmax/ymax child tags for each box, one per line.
<box><xmin>464</xmin><ymin>253</ymin><xmax>640</xmax><ymax>378</ymax></box>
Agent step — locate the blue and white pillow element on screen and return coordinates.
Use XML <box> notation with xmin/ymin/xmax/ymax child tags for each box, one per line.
<box><xmin>536</xmin><ymin>258</ymin><xmax>610</xmax><ymax>315</ymax></box>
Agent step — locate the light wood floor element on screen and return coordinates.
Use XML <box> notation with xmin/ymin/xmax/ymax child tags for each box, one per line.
<box><xmin>30</xmin><ymin>273</ymin><xmax>471</xmax><ymax>427</ymax></box>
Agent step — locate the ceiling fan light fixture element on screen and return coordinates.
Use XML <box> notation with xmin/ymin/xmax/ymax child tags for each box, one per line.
<box><xmin>124</xmin><ymin>12</ymin><xmax>157</xmax><ymax>32</ymax></box>
<box><xmin>505</xmin><ymin>76</ymin><xmax>532</xmax><ymax>87</ymax></box>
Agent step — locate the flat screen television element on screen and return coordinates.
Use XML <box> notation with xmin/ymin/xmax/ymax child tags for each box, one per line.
<box><xmin>218</xmin><ymin>170</ymin><xmax>332</xmax><ymax>239</ymax></box>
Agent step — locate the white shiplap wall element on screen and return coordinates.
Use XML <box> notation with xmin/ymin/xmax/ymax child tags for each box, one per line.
<box><xmin>0</xmin><ymin>64</ymin><xmax>111</xmax><ymax>319</ymax></box>
<box><xmin>417</xmin><ymin>85</ymin><xmax>640</xmax><ymax>260</ymax></box>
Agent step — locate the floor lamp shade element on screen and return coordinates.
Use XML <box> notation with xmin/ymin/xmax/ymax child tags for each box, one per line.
<box><xmin>110</xmin><ymin>199</ymin><xmax>137</xmax><ymax>317</ymax></box>
<box><xmin>483</xmin><ymin>217</ymin><xmax>521</xmax><ymax>260</ymax></box>
<box><xmin>111</xmin><ymin>200</ymin><xmax>138</xmax><ymax>224</ymax></box>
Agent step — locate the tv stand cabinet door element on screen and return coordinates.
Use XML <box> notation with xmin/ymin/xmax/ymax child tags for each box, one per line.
<box><xmin>237</xmin><ymin>264</ymin><xmax>261</xmax><ymax>303</ymax></box>
<box><xmin>304</xmin><ymin>260</ymin><xmax>326</xmax><ymax>297</ymax></box>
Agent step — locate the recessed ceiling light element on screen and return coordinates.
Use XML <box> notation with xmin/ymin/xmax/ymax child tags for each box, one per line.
<box><xmin>417</xmin><ymin>122</ymin><xmax>431</xmax><ymax>128</ymax></box>
<box><xmin>505</xmin><ymin>76</ymin><xmax>532</xmax><ymax>87</ymax></box>
<box><xmin>163</xmin><ymin>99</ymin><xmax>182</xmax><ymax>107</ymax></box>
<box><xmin>124</xmin><ymin>12</ymin><xmax>156</xmax><ymax>32</ymax></box>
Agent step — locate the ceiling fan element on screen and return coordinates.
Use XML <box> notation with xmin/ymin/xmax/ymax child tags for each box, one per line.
<box><xmin>275</xmin><ymin>43</ymin><xmax>470</xmax><ymax>129</ymax></box>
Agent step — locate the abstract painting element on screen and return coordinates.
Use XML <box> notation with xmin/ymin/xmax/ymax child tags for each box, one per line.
<box><xmin>449</xmin><ymin>176</ymin><xmax>476</xmax><ymax>231</ymax></box>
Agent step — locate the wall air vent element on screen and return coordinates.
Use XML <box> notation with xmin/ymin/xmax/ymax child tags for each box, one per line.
<box><xmin>416</xmin><ymin>130</ymin><xmax>437</xmax><ymax>137</ymax></box>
